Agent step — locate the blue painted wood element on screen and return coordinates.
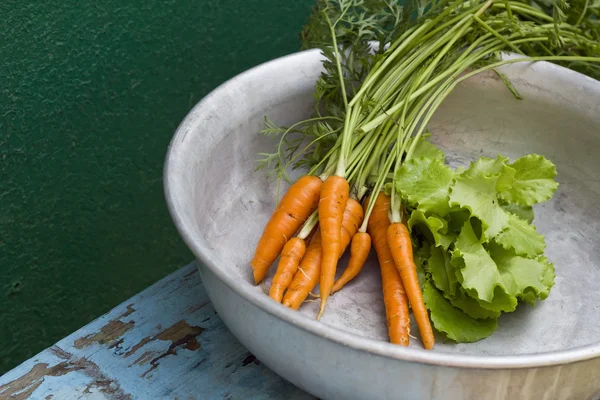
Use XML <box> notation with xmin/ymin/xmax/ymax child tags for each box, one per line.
<box><xmin>0</xmin><ymin>263</ymin><xmax>315</xmax><ymax>400</ymax></box>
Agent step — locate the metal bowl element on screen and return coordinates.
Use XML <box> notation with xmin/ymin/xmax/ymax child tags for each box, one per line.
<box><xmin>164</xmin><ymin>49</ymin><xmax>600</xmax><ymax>400</ymax></box>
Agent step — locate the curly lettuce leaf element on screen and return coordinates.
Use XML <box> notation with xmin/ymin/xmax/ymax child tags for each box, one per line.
<box><xmin>452</xmin><ymin>219</ymin><xmax>517</xmax><ymax>311</ymax></box>
<box><xmin>498</xmin><ymin>154</ymin><xmax>559</xmax><ymax>206</ymax></box>
<box><xmin>423</xmin><ymin>280</ymin><xmax>498</xmax><ymax>343</ymax></box>
<box><xmin>449</xmin><ymin>171</ymin><xmax>509</xmax><ymax>238</ymax></box>
<box><xmin>408</xmin><ymin>210</ymin><xmax>454</xmax><ymax>250</ymax></box>
<box><xmin>488</xmin><ymin>242</ymin><xmax>556</xmax><ymax>306</ymax></box>
<box><xmin>395</xmin><ymin>157</ymin><xmax>454</xmax><ymax>216</ymax></box>
<box><xmin>494</xmin><ymin>213</ymin><xmax>546</xmax><ymax>258</ymax></box>
<box><xmin>426</xmin><ymin>244</ymin><xmax>455</xmax><ymax>294</ymax></box>
<box><xmin>464</xmin><ymin>155</ymin><xmax>516</xmax><ymax>192</ymax></box>
<box><xmin>452</xmin><ymin>254</ymin><xmax>518</xmax><ymax>313</ymax></box>
<box><xmin>449</xmin><ymin>287</ymin><xmax>502</xmax><ymax>319</ymax></box>
<box><xmin>500</xmin><ymin>202</ymin><xmax>534</xmax><ymax>224</ymax></box>
<box><xmin>427</xmin><ymin>246</ymin><xmax>500</xmax><ymax>319</ymax></box>
<box><xmin>453</xmin><ymin>220</ymin><xmax>554</xmax><ymax>311</ymax></box>
<box><xmin>413</xmin><ymin>242</ymin><xmax>431</xmax><ymax>286</ymax></box>
<box><xmin>408</xmin><ymin>134</ymin><xmax>445</xmax><ymax>160</ymax></box>
<box><xmin>447</xmin><ymin>208</ymin><xmax>471</xmax><ymax>234</ymax></box>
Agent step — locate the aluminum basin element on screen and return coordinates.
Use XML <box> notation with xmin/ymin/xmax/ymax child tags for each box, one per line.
<box><xmin>164</xmin><ymin>48</ymin><xmax>600</xmax><ymax>400</ymax></box>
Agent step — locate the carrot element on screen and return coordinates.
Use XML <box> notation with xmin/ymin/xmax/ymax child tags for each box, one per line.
<box><xmin>367</xmin><ymin>193</ymin><xmax>410</xmax><ymax>346</ymax></box>
<box><xmin>250</xmin><ymin>175</ymin><xmax>322</xmax><ymax>284</ymax></box>
<box><xmin>332</xmin><ymin>232</ymin><xmax>371</xmax><ymax>293</ymax></box>
<box><xmin>282</xmin><ymin>229</ymin><xmax>322</xmax><ymax>310</ymax></box>
<box><xmin>317</xmin><ymin>175</ymin><xmax>350</xmax><ymax>319</ymax></box>
<box><xmin>339</xmin><ymin>198</ymin><xmax>364</xmax><ymax>255</ymax></box>
<box><xmin>282</xmin><ymin>198</ymin><xmax>363</xmax><ymax>310</ymax></box>
<box><xmin>387</xmin><ymin>221</ymin><xmax>435</xmax><ymax>350</ymax></box>
<box><xmin>269</xmin><ymin>238</ymin><xmax>306</xmax><ymax>302</ymax></box>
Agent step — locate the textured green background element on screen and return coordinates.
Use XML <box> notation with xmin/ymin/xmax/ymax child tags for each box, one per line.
<box><xmin>1</xmin><ymin>0</ymin><xmax>313</xmax><ymax>373</ymax></box>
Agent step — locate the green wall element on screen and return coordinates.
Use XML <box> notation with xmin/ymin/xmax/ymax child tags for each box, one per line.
<box><xmin>1</xmin><ymin>0</ymin><xmax>313</xmax><ymax>373</ymax></box>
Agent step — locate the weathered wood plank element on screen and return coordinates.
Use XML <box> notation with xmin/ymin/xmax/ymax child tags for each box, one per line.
<box><xmin>0</xmin><ymin>263</ymin><xmax>314</xmax><ymax>400</ymax></box>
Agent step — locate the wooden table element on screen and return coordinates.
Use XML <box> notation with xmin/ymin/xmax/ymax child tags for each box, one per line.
<box><xmin>0</xmin><ymin>263</ymin><xmax>315</xmax><ymax>400</ymax></box>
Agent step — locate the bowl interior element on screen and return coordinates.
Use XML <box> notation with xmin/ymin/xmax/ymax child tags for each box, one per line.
<box><xmin>166</xmin><ymin>50</ymin><xmax>600</xmax><ymax>357</ymax></box>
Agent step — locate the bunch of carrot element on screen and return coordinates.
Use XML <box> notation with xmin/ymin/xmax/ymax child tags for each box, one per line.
<box><xmin>250</xmin><ymin>176</ymin><xmax>431</xmax><ymax>348</ymax></box>
<box><xmin>248</xmin><ymin>0</ymin><xmax>600</xmax><ymax>349</ymax></box>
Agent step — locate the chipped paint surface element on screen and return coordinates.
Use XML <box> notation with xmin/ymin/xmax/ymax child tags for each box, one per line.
<box><xmin>0</xmin><ymin>263</ymin><xmax>312</xmax><ymax>399</ymax></box>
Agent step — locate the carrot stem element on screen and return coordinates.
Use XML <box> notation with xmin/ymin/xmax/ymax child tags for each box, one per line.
<box><xmin>297</xmin><ymin>211</ymin><xmax>319</xmax><ymax>240</ymax></box>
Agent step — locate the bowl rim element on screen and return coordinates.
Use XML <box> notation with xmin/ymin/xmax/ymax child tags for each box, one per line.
<box><xmin>164</xmin><ymin>47</ymin><xmax>600</xmax><ymax>370</ymax></box>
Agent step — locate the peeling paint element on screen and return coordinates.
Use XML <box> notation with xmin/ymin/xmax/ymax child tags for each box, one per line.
<box><xmin>0</xmin><ymin>350</ymin><xmax>131</xmax><ymax>400</ymax></box>
<box><xmin>0</xmin><ymin>362</ymin><xmax>81</xmax><ymax>400</ymax></box>
<box><xmin>74</xmin><ymin>320</ymin><xmax>135</xmax><ymax>349</ymax></box>
<box><xmin>1</xmin><ymin>264</ymin><xmax>312</xmax><ymax>399</ymax></box>
<box><xmin>123</xmin><ymin>320</ymin><xmax>204</xmax><ymax>378</ymax></box>
<box><xmin>124</xmin><ymin>337</ymin><xmax>152</xmax><ymax>358</ymax></box>
<box><xmin>108</xmin><ymin>339</ymin><xmax>125</xmax><ymax>350</ymax></box>
<box><xmin>120</xmin><ymin>305</ymin><xmax>136</xmax><ymax>318</ymax></box>
<box><xmin>50</xmin><ymin>346</ymin><xmax>72</xmax><ymax>360</ymax></box>
<box><xmin>131</xmin><ymin>351</ymin><xmax>154</xmax><ymax>367</ymax></box>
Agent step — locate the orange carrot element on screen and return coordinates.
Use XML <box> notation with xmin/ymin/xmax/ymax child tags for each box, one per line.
<box><xmin>332</xmin><ymin>232</ymin><xmax>371</xmax><ymax>293</ymax></box>
<box><xmin>317</xmin><ymin>175</ymin><xmax>349</xmax><ymax>319</ymax></box>
<box><xmin>282</xmin><ymin>198</ymin><xmax>363</xmax><ymax>310</ymax></box>
<box><xmin>269</xmin><ymin>238</ymin><xmax>306</xmax><ymax>303</ymax></box>
<box><xmin>367</xmin><ymin>193</ymin><xmax>410</xmax><ymax>346</ymax></box>
<box><xmin>282</xmin><ymin>229</ymin><xmax>322</xmax><ymax>310</ymax></box>
<box><xmin>339</xmin><ymin>198</ymin><xmax>364</xmax><ymax>253</ymax></box>
<box><xmin>387</xmin><ymin>222</ymin><xmax>435</xmax><ymax>350</ymax></box>
<box><xmin>250</xmin><ymin>175</ymin><xmax>322</xmax><ymax>284</ymax></box>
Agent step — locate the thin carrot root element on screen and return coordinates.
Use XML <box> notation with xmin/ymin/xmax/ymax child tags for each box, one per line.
<box><xmin>332</xmin><ymin>231</ymin><xmax>371</xmax><ymax>294</ymax></box>
<box><xmin>250</xmin><ymin>175</ymin><xmax>322</xmax><ymax>284</ymax></box>
<box><xmin>387</xmin><ymin>222</ymin><xmax>435</xmax><ymax>350</ymax></box>
<box><xmin>297</xmin><ymin>268</ymin><xmax>311</xmax><ymax>281</ymax></box>
<box><xmin>331</xmin><ymin>198</ymin><xmax>371</xmax><ymax>294</ymax></box>
<box><xmin>367</xmin><ymin>193</ymin><xmax>411</xmax><ymax>346</ymax></box>
<box><xmin>317</xmin><ymin>176</ymin><xmax>350</xmax><ymax>320</ymax></box>
<box><xmin>269</xmin><ymin>238</ymin><xmax>307</xmax><ymax>303</ymax></box>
